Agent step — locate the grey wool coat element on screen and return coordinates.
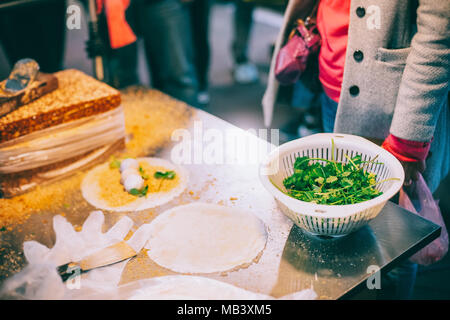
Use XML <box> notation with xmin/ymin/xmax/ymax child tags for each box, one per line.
<box><xmin>262</xmin><ymin>0</ymin><xmax>450</xmax><ymax>192</ymax></box>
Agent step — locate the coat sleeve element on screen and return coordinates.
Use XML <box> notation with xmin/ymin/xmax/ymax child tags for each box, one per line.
<box><xmin>390</xmin><ymin>0</ymin><xmax>450</xmax><ymax>142</ymax></box>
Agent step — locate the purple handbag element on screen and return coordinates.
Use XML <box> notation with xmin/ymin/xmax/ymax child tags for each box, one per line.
<box><xmin>275</xmin><ymin>14</ymin><xmax>321</xmax><ymax>85</ymax></box>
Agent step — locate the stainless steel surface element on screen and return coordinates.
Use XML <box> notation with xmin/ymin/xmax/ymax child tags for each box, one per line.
<box><xmin>0</xmin><ymin>103</ymin><xmax>440</xmax><ymax>299</ymax></box>
<box><xmin>272</xmin><ymin>201</ymin><xmax>441</xmax><ymax>299</ymax></box>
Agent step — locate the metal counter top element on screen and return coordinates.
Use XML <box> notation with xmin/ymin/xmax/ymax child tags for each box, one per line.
<box><xmin>0</xmin><ymin>102</ymin><xmax>441</xmax><ymax>300</ymax></box>
<box><xmin>272</xmin><ymin>201</ymin><xmax>441</xmax><ymax>299</ymax></box>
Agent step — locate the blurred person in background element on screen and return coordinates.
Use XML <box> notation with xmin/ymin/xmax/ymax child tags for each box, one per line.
<box><xmin>135</xmin><ymin>0</ymin><xmax>199</xmax><ymax>106</ymax></box>
<box><xmin>279</xmin><ymin>80</ymin><xmax>323</xmax><ymax>142</ymax></box>
<box><xmin>264</xmin><ymin>0</ymin><xmax>449</xmax><ymax>299</ymax></box>
<box><xmin>88</xmin><ymin>0</ymin><xmax>200</xmax><ymax>107</ymax></box>
<box><xmin>0</xmin><ymin>0</ymin><xmax>67</xmax><ymax>73</ymax></box>
<box><xmin>187</xmin><ymin>0</ymin><xmax>212</xmax><ymax>107</ymax></box>
<box><xmin>84</xmin><ymin>0</ymin><xmax>139</xmax><ymax>88</ymax></box>
<box><xmin>232</xmin><ymin>0</ymin><xmax>260</xmax><ymax>84</ymax></box>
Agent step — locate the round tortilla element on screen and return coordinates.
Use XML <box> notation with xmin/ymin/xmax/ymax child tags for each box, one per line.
<box><xmin>127</xmin><ymin>275</ymin><xmax>271</xmax><ymax>300</ymax></box>
<box><xmin>81</xmin><ymin>157</ymin><xmax>188</xmax><ymax>212</ymax></box>
<box><xmin>145</xmin><ymin>203</ymin><xmax>267</xmax><ymax>274</ymax></box>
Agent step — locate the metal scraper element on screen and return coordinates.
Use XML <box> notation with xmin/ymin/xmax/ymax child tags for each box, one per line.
<box><xmin>57</xmin><ymin>241</ymin><xmax>137</xmax><ymax>282</ymax></box>
<box><xmin>0</xmin><ymin>58</ymin><xmax>58</xmax><ymax>117</ymax></box>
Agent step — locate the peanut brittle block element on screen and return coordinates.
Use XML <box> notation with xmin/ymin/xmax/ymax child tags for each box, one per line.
<box><xmin>0</xmin><ymin>69</ymin><xmax>121</xmax><ymax>143</ymax></box>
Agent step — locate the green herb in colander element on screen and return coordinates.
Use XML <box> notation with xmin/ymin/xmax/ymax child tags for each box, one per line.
<box><xmin>282</xmin><ymin>141</ymin><xmax>397</xmax><ymax>205</ymax></box>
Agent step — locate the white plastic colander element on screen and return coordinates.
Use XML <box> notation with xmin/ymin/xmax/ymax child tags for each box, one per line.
<box><xmin>259</xmin><ymin>133</ymin><xmax>405</xmax><ymax>237</ymax></box>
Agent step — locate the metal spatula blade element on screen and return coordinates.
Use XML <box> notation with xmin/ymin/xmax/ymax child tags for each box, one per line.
<box><xmin>57</xmin><ymin>241</ymin><xmax>137</xmax><ymax>282</ymax></box>
<box><xmin>3</xmin><ymin>58</ymin><xmax>40</xmax><ymax>93</ymax></box>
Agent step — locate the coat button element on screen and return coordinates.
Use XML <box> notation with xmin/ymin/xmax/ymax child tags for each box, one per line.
<box><xmin>353</xmin><ymin>50</ymin><xmax>364</xmax><ymax>62</ymax></box>
<box><xmin>349</xmin><ymin>85</ymin><xmax>360</xmax><ymax>96</ymax></box>
<box><xmin>356</xmin><ymin>7</ymin><xmax>365</xmax><ymax>18</ymax></box>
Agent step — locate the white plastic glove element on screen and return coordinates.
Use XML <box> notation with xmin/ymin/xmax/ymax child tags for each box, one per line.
<box><xmin>1</xmin><ymin>211</ymin><xmax>153</xmax><ymax>299</ymax></box>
